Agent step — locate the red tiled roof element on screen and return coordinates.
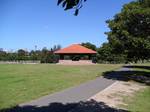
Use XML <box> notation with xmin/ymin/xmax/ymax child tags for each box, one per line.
<box><xmin>54</xmin><ymin>44</ymin><xmax>97</xmax><ymax>54</ymax></box>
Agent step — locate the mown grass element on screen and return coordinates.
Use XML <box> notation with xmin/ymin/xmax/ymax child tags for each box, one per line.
<box><xmin>123</xmin><ymin>64</ymin><xmax>150</xmax><ymax>112</ymax></box>
<box><xmin>0</xmin><ymin>64</ymin><xmax>122</xmax><ymax>109</ymax></box>
<box><xmin>125</xmin><ymin>87</ymin><xmax>150</xmax><ymax>112</ymax></box>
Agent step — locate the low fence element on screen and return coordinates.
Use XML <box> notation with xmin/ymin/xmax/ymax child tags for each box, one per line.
<box><xmin>0</xmin><ymin>60</ymin><xmax>40</xmax><ymax>64</ymax></box>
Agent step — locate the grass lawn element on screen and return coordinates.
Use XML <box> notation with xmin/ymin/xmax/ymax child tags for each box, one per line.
<box><xmin>125</xmin><ymin>87</ymin><xmax>150</xmax><ymax>112</ymax></box>
<box><xmin>0</xmin><ymin>64</ymin><xmax>122</xmax><ymax>109</ymax></box>
<box><xmin>123</xmin><ymin>64</ymin><xmax>150</xmax><ymax>112</ymax></box>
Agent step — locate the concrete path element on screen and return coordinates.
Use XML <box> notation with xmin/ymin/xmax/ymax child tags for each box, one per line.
<box><xmin>20</xmin><ymin>67</ymin><xmax>130</xmax><ymax>107</ymax></box>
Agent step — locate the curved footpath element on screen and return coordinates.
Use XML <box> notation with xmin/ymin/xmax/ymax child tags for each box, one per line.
<box><xmin>20</xmin><ymin>67</ymin><xmax>130</xmax><ymax>107</ymax></box>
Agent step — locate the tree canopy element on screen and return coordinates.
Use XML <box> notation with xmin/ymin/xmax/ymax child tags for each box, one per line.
<box><xmin>81</xmin><ymin>42</ymin><xmax>97</xmax><ymax>51</ymax></box>
<box><xmin>104</xmin><ymin>0</ymin><xmax>150</xmax><ymax>63</ymax></box>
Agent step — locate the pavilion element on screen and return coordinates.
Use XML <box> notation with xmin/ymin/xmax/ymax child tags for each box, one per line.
<box><xmin>54</xmin><ymin>44</ymin><xmax>97</xmax><ymax>60</ymax></box>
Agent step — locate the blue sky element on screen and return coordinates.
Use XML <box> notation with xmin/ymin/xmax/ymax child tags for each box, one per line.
<box><xmin>0</xmin><ymin>0</ymin><xmax>133</xmax><ymax>51</ymax></box>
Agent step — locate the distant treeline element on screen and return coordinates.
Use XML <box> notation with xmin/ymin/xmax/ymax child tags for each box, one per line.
<box><xmin>0</xmin><ymin>45</ymin><xmax>61</xmax><ymax>63</ymax></box>
<box><xmin>0</xmin><ymin>42</ymin><xmax>149</xmax><ymax>64</ymax></box>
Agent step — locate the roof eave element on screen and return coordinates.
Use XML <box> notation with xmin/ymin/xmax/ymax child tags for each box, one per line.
<box><xmin>54</xmin><ymin>52</ymin><xmax>97</xmax><ymax>54</ymax></box>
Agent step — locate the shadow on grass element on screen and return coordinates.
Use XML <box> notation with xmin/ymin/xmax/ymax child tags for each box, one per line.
<box><xmin>0</xmin><ymin>100</ymin><xmax>129</xmax><ymax>112</ymax></box>
<box><xmin>103</xmin><ymin>65</ymin><xmax>150</xmax><ymax>85</ymax></box>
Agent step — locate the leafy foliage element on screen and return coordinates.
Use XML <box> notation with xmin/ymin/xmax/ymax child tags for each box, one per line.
<box><xmin>81</xmin><ymin>42</ymin><xmax>97</xmax><ymax>51</ymax></box>
<box><xmin>57</xmin><ymin>0</ymin><xmax>87</xmax><ymax>15</ymax></box>
<box><xmin>97</xmin><ymin>43</ymin><xmax>126</xmax><ymax>63</ymax></box>
<box><xmin>40</xmin><ymin>48</ymin><xmax>59</xmax><ymax>63</ymax></box>
<box><xmin>17</xmin><ymin>49</ymin><xmax>27</xmax><ymax>60</ymax></box>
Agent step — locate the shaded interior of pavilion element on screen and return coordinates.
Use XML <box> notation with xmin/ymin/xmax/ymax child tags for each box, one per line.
<box><xmin>58</xmin><ymin>53</ymin><xmax>96</xmax><ymax>61</ymax></box>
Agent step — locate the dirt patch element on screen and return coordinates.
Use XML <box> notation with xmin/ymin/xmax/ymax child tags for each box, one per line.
<box><xmin>89</xmin><ymin>81</ymin><xmax>146</xmax><ymax>108</ymax></box>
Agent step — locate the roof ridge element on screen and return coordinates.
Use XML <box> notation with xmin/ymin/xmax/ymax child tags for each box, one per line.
<box><xmin>54</xmin><ymin>44</ymin><xmax>97</xmax><ymax>54</ymax></box>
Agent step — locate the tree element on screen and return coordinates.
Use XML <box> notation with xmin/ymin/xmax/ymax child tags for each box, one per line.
<box><xmin>7</xmin><ymin>53</ymin><xmax>17</xmax><ymax>61</ymax></box>
<box><xmin>30</xmin><ymin>50</ymin><xmax>38</xmax><ymax>61</ymax></box>
<box><xmin>40</xmin><ymin>47</ymin><xmax>59</xmax><ymax>63</ymax></box>
<box><xmin>81</xmin><ymin>42</ymin><xmax>97</xmax><ymax>51</ymax></box>
<box><xmin>52</xmin><ymin>45</ymin><xmax>61</xmax><ymax>52</ymax></box>
<box><xmin>40</xmin><ymin>47</ymin><xmax>48</xmax><ymax>63</ymax></box>
<box><xmin>17</xmin><ymin>49</ymin><xmax>27</xmax><ymax>60</ymax></box>
<box><xmin>97</xmin><ymin>43</ymin><xmax>112</xmax><ymax>62</ymax></box>
<box><xmin>0</xmin><ymin>50</ymin><xmax>7</xmax><ymax>61</ymax></box>
<box><xmin>57</xmin><ymin>0</ymin><xmax>87</xmax><ymax>15</ymax></box>
<box><xmin>97</xmin><ymin>43</ymin><xmax>126</xmax><ymax>63</ymax></box>
<box><xmin>106</xmin><ymin>0</ymin><xmax>150</xmax><ymax>63</ymax></box>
